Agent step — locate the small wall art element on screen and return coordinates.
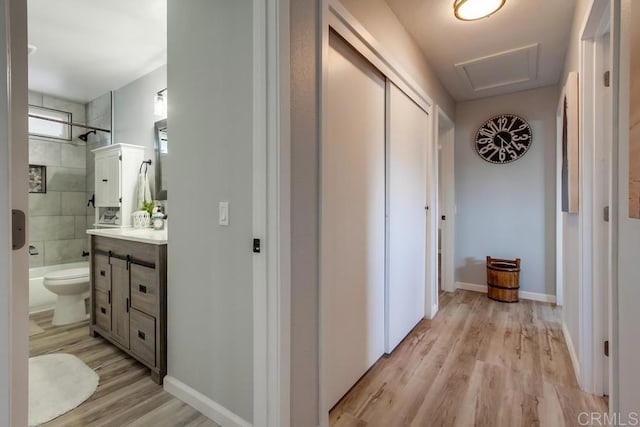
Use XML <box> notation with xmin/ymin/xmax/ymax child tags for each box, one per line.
<box><xmin>29</xmin><ymin>164</ymin><xmax>47</xmax><ymax>194</ymax></box>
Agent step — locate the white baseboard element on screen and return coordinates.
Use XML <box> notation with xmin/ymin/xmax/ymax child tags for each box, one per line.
<box><xmin>455</xmin><ymin>282</ymin><xmax>557</xmax><ymax>304</ymax></box>
<box><xmin>164</xmin><ymin>376</ymin><xmax>252</xmax><ymax>427</ymax></box>
<box><xmin>562</xmin><ymin>322</ymin><xmax>582</xmax><ymax>387</ymax></box>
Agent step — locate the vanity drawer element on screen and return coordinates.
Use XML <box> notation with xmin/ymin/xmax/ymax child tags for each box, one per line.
<box><xmin>94</xmin><ymin>236</ymin><xmax>156</xmax><ymax>265</ymax></box>
<box><xmin>94</xmin><ymin>290</ymin><xmax>111</xmax><ymax>332</ymax></box>
<box><xmin>130</xmin><ymin>309</ymin><xmax>156</xmax><ymax>367</ymax></box>
<box><xmin>93</xmin><ymin>254</ymin><xmax>110</xmax><ymax>293</ymax></box>
<box><xmin>130</xmin><ymin>264</ymin><xmax>157</xmax><ymax>316</ymax></box>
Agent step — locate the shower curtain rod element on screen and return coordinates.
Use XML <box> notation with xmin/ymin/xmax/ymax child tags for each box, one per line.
<box><xmin>28</xmin><ymin>113</ymin><xmax>111</xmax><ymax>133</ymax></box>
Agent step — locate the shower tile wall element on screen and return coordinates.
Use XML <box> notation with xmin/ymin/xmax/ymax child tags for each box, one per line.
<box><xmin>28</xmin><ymin>92</ymin><xmax>89</xmax><ymax>267</ymax></box>
<box><xmin>85</xmin><ymin>92</ymin><xmax>113</xmax><ymax>228</ymax></box>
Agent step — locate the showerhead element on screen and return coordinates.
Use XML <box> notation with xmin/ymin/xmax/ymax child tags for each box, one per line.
<box><xmin>78</xmin><ymin>130</ymin><xmax>97</xmax><ymax>142</ymax></box>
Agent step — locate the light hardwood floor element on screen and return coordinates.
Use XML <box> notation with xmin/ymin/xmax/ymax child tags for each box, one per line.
<box><xmin>30</xmin><ymin>310</ymin><xmax>218</xmax><ymax>427</ymax></box>
<box><xmin>330</xmin><ymin>290</ymin><xmax>607</xmax><ymax>427</ymax></box>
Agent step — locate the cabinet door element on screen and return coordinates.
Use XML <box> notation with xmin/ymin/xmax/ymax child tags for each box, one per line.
<box><xmin>110</xmin><ymin>257</ymin><xmax>130</xmax><ymax>348</ymax></box>
<box><xmin>95</xmin><ymin>151</ymin><xmax>121</xmax><ymax>207</ymax></box>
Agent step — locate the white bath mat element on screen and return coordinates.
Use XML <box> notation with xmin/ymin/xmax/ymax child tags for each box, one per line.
<box><xmin>29</xmin><ymin>353</ymin><xmax>99</xmax><ymax>426</ymax></box>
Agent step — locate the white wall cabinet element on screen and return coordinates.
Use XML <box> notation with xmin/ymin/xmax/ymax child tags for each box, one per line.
<box><xmin>95</xmin><ymin>150</ymin><xmax>122</xmax><ymax>207</ymax></box>
<box><xmin>92</xmin><ymin>143</ymin><xmax>145</xmax><ymax>228</ymax></box>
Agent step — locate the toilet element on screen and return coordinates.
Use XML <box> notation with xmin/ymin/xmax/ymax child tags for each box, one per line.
<box><xmin>43</xmin><ymin>265</ymin><xmax>90</xmax><ymax>326</ymax></box>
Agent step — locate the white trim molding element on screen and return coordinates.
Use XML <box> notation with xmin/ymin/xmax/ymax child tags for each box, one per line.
<box><xmin>253</xmin><ymin>0</ymin><xmax>291</xmax><ymax>426</ymax></box>
<box><xmin>562</xmin><ymin>322</ymin><xmax>583</xmax><ymax>388</ymax></box>
<box><xmin>164</xmin><ymin>377</ymin><xmax>252</xmax><ymax>427</ymax></box>
<box><xmin>455</xmin><ymin>282</ymin><xmax>557</xmax><ymax>304</ymax></box>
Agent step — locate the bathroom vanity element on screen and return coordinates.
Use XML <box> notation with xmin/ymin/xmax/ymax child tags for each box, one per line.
<box><xmin>86</xmin><ymin>228</ymin><xmax>167</xmax><ymax>384</ymax></box>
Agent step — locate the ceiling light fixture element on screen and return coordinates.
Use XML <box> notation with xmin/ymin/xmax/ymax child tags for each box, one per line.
<box><xmin>453</xmin><ymin>0</ymin><xmax>506</xmax><ymax>21</ymax></box>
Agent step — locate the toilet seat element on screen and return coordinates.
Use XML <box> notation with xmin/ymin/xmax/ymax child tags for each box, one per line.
<box><xmin>44</xmin><ymin>267</ymin><xmax>90</xmax><ymax>282</ymax></box>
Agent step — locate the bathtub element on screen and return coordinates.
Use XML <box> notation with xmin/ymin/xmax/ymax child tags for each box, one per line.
<box><xmin>29</xmin><ymin>262</ymin><xmax>89</xmax><ymax>314</ymax></box>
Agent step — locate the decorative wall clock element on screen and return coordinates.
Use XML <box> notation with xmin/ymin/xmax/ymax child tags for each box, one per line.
<box><xmin>475</xmin><ymin>114</ymin><xmax>533</xmax><ymax>164</ymax></box>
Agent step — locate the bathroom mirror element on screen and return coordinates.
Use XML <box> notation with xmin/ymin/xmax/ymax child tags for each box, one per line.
<box><xmin>154</xmin><ymin>119</ymin><xmax>168</xmax><ymax>200</ymax></box>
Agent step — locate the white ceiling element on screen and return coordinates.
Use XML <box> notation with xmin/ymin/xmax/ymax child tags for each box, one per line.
<box><xmin>386</xmin><ymin>0</ymin><xmax>576</xmax><ymax>101</ymax></box>
<box><xmin>28</xmin><ymin>0</ymin><xmax>166</xmax><ymax>103</ymax></box>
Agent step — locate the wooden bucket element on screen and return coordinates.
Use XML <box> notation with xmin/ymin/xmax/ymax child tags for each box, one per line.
<box><xmin>486</xmin><ymin>256</ymin><xmax>521</xmax><ymax>303</ymax></box>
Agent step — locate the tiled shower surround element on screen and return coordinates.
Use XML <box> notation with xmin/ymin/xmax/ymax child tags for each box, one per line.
<box><xmin>28</xmin><ymin>91</ymin><xmax>111</xmax><ymax>267</ymax></box>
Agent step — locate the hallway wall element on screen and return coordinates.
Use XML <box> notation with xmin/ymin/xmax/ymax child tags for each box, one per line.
<box><xmin>167</xmin><ymin>0</ymin><xmax>253</xmax><ymax>422</ymax></box>
<box><xmin>340</xmin><ymin>0</ymin><xmax>455</xmax><ymax>118</ymax></box>
<box><xmin>454</xmin><ymin>86</ymin><xmax>559</xmax><ymax>298</ymax></box>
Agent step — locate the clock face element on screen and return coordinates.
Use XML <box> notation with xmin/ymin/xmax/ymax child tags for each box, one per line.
<box><xmin>475</xmin><ymin>114</ymin><xmax>532</xmax><ymax>164</ymax></box>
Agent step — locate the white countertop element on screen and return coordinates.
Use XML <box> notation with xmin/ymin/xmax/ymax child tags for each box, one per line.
<box><xmin>87</xmin><ymin>228</ymin><xmax>168</xmax><ymax>245</ymax></box>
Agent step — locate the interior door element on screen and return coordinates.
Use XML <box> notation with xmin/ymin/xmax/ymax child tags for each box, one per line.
<box><xmin>110</xmin><ymin>257</ymin><xmax>130</xmax><ymax>347</ymax></box>
<box><xmin>324</xmin><ymin>31</ymin><xmax>386</xmax><ymax>408</ymax></box>
<box><xmin>386</xmin><ymin>83</ymin><xmax>428</xmax><ymax>352</ymax></box>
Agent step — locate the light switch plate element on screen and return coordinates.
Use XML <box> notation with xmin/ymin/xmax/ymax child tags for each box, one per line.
<box><xmin>219</xmin><ymin>202</ymin><xmax>229</xmax><ymax>226</ymax></box>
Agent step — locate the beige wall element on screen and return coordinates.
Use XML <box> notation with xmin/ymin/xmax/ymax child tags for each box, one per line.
<box><xmin>340</xmin><ymin>0</ymin><xmax>455</xmax><ymax>119</ymax></box>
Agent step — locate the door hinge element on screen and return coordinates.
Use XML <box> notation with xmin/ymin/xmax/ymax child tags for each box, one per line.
<box><xmin>253</xmin><ymin>238</ymin><xmax>261</xmax><ymax>254</ymax></box>
<box><xmin>11</xmin><ymin>209</ymin><xmax>26</xmax><ymax>250</ymax></box>
<box><xmin>119</xmin><ymin>197</ymin><xmax>122</xmax><ymax>203</ymax></box>
<box><xmin>119</xmin><ymin>154</ymin><xmax>122</xmax><ymax>161</ymax></box>
<box><xmin>604</xmin><ymin>206</ymin><xmax>610</xmax><ymax>222</ymax></box>
<box><xmin>604</xmin><ymin>70</ymin><xmax>611</xmax><ymax>88</ymax></box>
<box><xmin>604</xmin><ymin>340</ymin><xmax>609</xmax><ymax>357</ymax></box>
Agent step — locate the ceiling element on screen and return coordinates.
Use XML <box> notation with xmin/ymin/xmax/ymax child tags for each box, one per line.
<box><xmin>28</xmin><ymin>0</ymin><xmax>166</xmax><ymax>103</ymax></box>
<box><xmin>386</xmin><ymin>0</ymin><xmax>576</xmax><ymax>101</ymax></box>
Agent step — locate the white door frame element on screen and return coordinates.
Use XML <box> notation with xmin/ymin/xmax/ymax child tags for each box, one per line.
<box><xmin>318</xmin><ymin>2</ymin><xmax>438</xmax><ymax>425</ymax></box>
<box><xmin>436</xmin><ymin>106</ymin><xmax>456</xmax><ymax>294</ymax></box>
<box><xmin>0</xmin><ymin>0</ymin><xmax>29</xmax><ymax>426</ymax></box>
<box><xmin>253</xmin><ymin>0</ymin><xmax>292</xmax><ymax>426</ymax></box>
<box><xmin>578</xmin><ymin>0</ymin><xmax>614</xmax><ymax>400</ymax></box>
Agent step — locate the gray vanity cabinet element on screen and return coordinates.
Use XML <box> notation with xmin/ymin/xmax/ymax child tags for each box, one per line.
<box><xmin>89</xmin><ymin>235</ymin><xmax>167</xmax><ymax>384</ymax></box>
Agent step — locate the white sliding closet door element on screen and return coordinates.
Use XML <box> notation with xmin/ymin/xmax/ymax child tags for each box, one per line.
<box><xmin>386</xmin><ymin>83</ymin><xmax>428</xmax><ymax>352</ymax></box>
<box><xmin>324</xmin><ymin>32</ymin><xmax>386</xmax><ymax>408</ymax></box>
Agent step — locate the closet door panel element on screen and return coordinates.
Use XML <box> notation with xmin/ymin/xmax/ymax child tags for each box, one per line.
<box><xmin>386</xmin><ymin>83</ymin><xmax>428</xmax><ymax>352</ymax></box>
<box><xmin>324</xmin><ymin>32</ymin><xmax>386</xmax><ymax>409</ymax></box>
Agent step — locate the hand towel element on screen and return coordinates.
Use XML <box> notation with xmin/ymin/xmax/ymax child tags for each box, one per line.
<box><xmin>137</xmin><ymin>173</ymin><xmax>153</xmax><ymax>209</ymax></box>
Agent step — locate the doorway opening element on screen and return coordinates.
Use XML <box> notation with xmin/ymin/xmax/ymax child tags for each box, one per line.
<box><xmin>437</xmin><ymin>107</ymin><xmax>455</xmax><ymax>294</ymax></box>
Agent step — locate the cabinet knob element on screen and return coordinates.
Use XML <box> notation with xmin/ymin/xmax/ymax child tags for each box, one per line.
<box><xmin>100</xmin><ymin>307</ymin><xmax>106</xmax><ymax>314</ymax></box>
<box><xmin>102</xmin><ymin>179</ymin><xmax>108</xmax><ymax>182</ymax></box>
<box><xmin>139</xmin><ymin>284</ymin><xmax>147</xmax><ymax>294</ymax></box>
<box><xmin>100</xmin><ymin>270</ymin><xmax>106</xmax><ymax>277</ymax></box>
<box><xmin>138</xmin><ymin>330</ymin><xmax>146</xmax><ymax>340</ymax></box>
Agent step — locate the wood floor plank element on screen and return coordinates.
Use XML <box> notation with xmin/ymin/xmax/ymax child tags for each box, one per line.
<box><xmin>330</xmin><ymin>290</ymin><xmax>607</xmax><ymax>427</ymax></box>
<box><xmin>30</xmin><ymin>311</ymin><xmax>218</xmax><ymax>427</ymax></box>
